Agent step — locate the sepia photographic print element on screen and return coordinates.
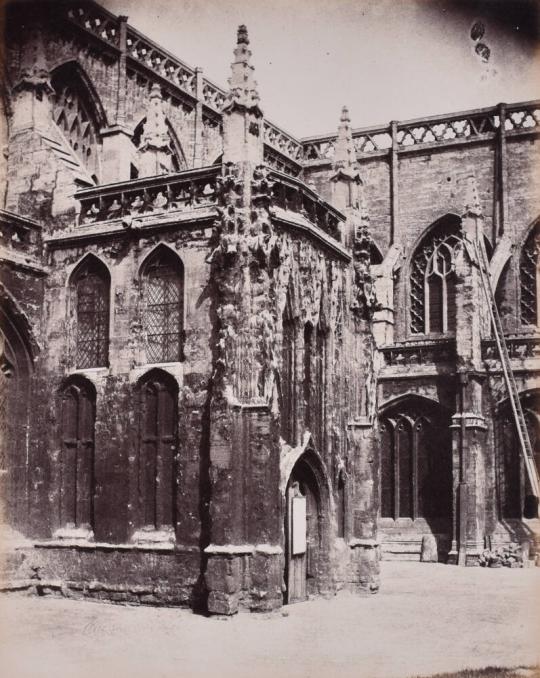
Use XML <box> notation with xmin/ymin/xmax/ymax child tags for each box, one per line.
<box><xmin>0</xmin><ymin>0</ymin><xmax>539</xmax><ymax>676</ymax></box>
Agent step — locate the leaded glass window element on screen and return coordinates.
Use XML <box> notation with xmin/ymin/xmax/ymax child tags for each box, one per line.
<box><xmin>73</xmin><ymin>258</ymin><xmax>110</xmax><ymax>369</ymax></box>
<box><xmin>410</xmin><ymin>217</ymin><xmax>461</xmax><ymax>334</ymax></box>
<box><xmin>60</xmin><ymin>378</ymin><xmax>95</xmax><ymax>529</ymax></box>
<box><xmin>143</xmin><ymin>248</ymin><xmax>184</xmax><ymax>364</ymax></box>
<box><xmin>138</xmin><ymin>372</ymin><xmax>178</xmax><ymax>530</ymax></box>
<box><xmin>520</xmin><ymin>223</ymin><xmax>540</xmax><ymax>327</ymax></box>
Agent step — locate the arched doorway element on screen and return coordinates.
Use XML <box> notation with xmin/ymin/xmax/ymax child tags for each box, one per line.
<box><xmin>284</xmin><ymin>451</ymin><xmax>328</xmax><ymax>604</ymax></box>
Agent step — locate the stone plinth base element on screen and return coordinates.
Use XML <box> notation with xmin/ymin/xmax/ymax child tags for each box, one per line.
<box><xmin>10</xmin><ymin>540</ymin><xmax>202</xmax><ymax>607</ymax></box>
<box><xmin>204</xmin><ymin>544</ymin><xmax>283</xmax><ymax>615</ymax></box>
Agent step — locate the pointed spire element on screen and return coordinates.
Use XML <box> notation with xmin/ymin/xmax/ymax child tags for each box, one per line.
<box><xmin>463</xmin><ymin>175</ymin><xmax>483</xmax><ymax>217</ymax></box>
<box><xmin>223</xmin><ymin>25</ymin><xmax>262</xmax><ymax>116</ymax></box>
<box><xmin>140</xmin><ymin>84</ymin><xmax>170</xmax><ymax>152</ymax></box>
<box><xmin>14</xmin><ymin>28</ymin><xmax>53</xmax><ymax>96</ymax></box>
<box><xmin>333</xmin><ymin>106</ymin><xmax>359</xmax><ymax>179</ymax></box>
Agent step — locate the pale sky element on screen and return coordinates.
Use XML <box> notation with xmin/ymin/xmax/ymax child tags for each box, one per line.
<box><xmin>100</xmin><ymin>0</ymin><xmax>540</xmax><ymax>138</ymax></box>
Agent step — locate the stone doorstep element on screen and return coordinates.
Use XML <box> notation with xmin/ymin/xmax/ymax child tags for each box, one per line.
<box><xmin>380</xmin><ymin>542</ymin><xmax>422</xmax><ymax>553</ymax></box>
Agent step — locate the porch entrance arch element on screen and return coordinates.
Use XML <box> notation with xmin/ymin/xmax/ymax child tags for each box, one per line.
<box><xmin>283</xmin><ymin>446</ymin><xmax>330</xmax><ymax>604</ymax></box>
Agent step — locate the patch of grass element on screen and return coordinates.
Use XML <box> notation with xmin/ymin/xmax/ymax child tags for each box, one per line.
<box><xmin>414</xmin><ymin>667</ymin><xmax>540</xmax><ymax>678</ymax></box>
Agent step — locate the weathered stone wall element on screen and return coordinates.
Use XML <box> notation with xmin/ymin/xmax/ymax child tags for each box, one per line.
<box><xmin>1</xmin><ymin>0</ymin><xmax>538</xmax><ymax>608</ymax></box>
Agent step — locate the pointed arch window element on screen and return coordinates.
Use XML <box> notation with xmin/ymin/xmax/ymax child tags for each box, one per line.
<box><xmin>72</xmin><ymin>257</ymin><xmax>110</xmax><ymax>369</ymax></box>
<box><xmin>60</xmin><ymin>378</ymin><xmax>95</xmax><ymax>530</ymax></box>
<box><xmin>520</xmin><ymin>222</ymin><xmax>540</xmax><ymax>327</ymax></box>
<box><xmin>410</xmin><ymin>216</ymin><xmax>461</xmax><ymax>334</ymax></box>
<box><xmin>142</xmin><ymin>247</ymin><xmax>185</xmax><ymax>364</ymax></box>
<box><xmin>380</xmin><ymin>402</ymin><xmax>452</xmax><ymax>520</ymax></box>
<box><xmin>138</xmin><ymin>371</ymin><xmax>178</xmax><ymax>530</ymax></box>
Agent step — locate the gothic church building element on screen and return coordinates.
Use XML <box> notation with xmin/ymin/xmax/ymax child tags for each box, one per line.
<box><xmin>0</xmin><ymin>1</ymin><xmax>539</xmax><ymax>614</ymax></box>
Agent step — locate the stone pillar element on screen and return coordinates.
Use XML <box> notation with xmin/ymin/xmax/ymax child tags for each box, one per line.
<box><xmin>5</xmin><ymin>28</ymin><xmax>56</xmax><ymax>218</ymax></box>
<box><xmin>338</xmin><ymin>208</ymin><xmax>380</xmax><ymax>592</ymax></box>
<box><xmin>449</xmin><ymin>177</ymin><xmax>490</xmax><ymax>566</ymax></box>
<box><xmin>371</xmin><ymin>245</ymin><xmax>402</xmax><ymax>347</ymax></box>
<box><xmin>204</xmin><ymin>26</ymin><xmax>282</xmax><ymax>615</ymax></box>
<box><xmin>99</xmin><ymin>16</ymin><xmax>135</xmax><ymax>184</ymax></box>
<box><xmin>101</xmin><ymin>125</ymin><xmax>136</xmax><ymax>184</ymax></box>
<box><xmin>346</xmin><ymin>422</ymin><xmax>380</xmax><ymax>593</ymax></box>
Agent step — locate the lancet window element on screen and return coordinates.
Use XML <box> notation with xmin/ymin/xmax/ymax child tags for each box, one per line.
<box><xmin>410</xmin><ymin>217</ymin><xmax>461</xmax><ymax>334</ymax></box>
<box><xmin>72</xmin><ymin>257</ymin><xmax>110</xmax><ymax>369</ymax></box>
<box><xmin>142</xmin><ymin>247</ymin><xmax>184</xmax><ymax>364</ymax></box>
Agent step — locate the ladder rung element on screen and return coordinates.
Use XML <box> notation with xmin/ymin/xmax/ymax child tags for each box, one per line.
<box><xmin>473</xmin><ymin>237</ymin><xmax>540</xmax><ymax>499</ymax></box>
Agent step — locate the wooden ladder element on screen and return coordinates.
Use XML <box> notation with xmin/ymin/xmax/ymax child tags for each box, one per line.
<box><xmin>472</xmin><ymin>236</ymin><xmax>540</xmax><ymax>500</ymax></box>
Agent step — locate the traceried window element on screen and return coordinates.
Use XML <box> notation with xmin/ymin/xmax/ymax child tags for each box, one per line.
<box><xmin>380</xmin><ymin>402</ymin><xmax>452</xmax><ymax>520</ymax></box>
<box><xmin>51</xmin><ymin>65</ymin><xmax>102</xmax><ymax>182</ymax></box>
<box><xmin>142</xmin><ymin>247</ymin><xmax>185</xmax><ymax>364</ymax></box>
<box><xmin>60</xmin><ymin>378</ymin><xmax>96</xmax><ymax>530</ymax></box>
<box><xmin>410</xmin><ymin>216</ymin><xmax>461</xmax><ymax>334</ymax></box>
<box><xmin>72</xmin><ymin>257</ymin><xmax>110</xmax><ymax>369</ymax></box>
<box><xmin>138</xmin><ymin>371</ymin><xmax>178</xmax><ymax>530</ymax></box>
<box><xmin>520</xmin><ymin>222</ymin><xmax>540</xmax><ymax>327</ymax></box>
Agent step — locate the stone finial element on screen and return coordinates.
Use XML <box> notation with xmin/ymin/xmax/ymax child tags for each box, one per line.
<box><xmin>332</xmin><ymin>105</ymin><xmax>360</xmax><ymax>179</ymax></box>
<box><xmin>140</xmin><ymin>84</ymin><xmax>170</xmax><ymax>152</ymax></box>
<box><xmin>13</xmin><ymin>28</ymin><xmax>53</xmax><ymax>96</ymax></box>
<box><xmin>223</xmin><ymin>24</ymin><xmax>262</xmax><ymax>116</ymax></box>
<box><xmin>463</xmin><ymin>175</ymin><xmax>483</xmax><ymax>217</ymax></box>
<box><xmin>237</xmin><ymin>24</ymin><xmax>249</xmax><ymax>45</ymax></box>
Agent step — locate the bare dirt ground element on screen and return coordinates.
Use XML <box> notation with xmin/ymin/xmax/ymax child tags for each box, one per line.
<box><xmin>0</xmin><ymin>561</ymin><xmax>539</xmax><ymax>678</ymax></box>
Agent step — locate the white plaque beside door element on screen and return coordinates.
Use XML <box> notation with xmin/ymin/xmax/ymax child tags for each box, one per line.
<box><xmin>291</xmin><ymin>495</ymin><xmax>307</xmax><ymax>555</ymax></box>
